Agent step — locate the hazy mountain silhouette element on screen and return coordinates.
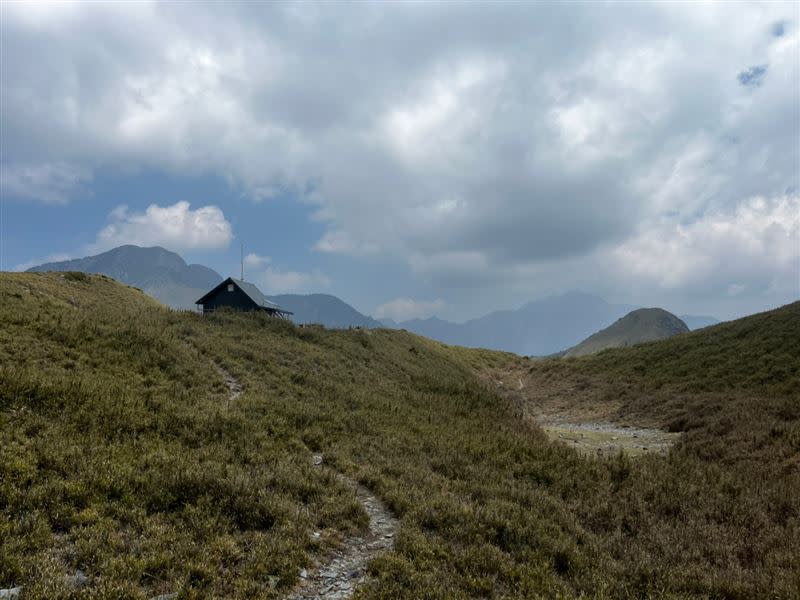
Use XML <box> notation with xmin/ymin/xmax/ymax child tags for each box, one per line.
<box><xmin>266</xmin><ymin>294</ymin><xmax>382</xmax><ymax>328</ymax></box>
<box><xmin>388</xmin><ymin>292</ymin><xmax>638</xmax><ymax>356</ymax></box>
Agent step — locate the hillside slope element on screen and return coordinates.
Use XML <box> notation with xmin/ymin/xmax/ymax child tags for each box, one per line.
<box><xmin>573</xmin><ymin>301</ymin><xmax>800</xmax><ymax>397</ymax></box>
<box><xmin>564</xmin><ymin>308</ymin><xmax>689</xmax><ymax>357</ymax></box>
<box><xmin>1</xmin><ymin>274</ymin><xmax>797</xmax><ymax>598</ymax></box>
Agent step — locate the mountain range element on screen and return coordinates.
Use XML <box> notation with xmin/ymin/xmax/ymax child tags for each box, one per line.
<box><xmin>26</xmin><ymin>244</ymin><xmax>719</xmax><ymax>355</ymax></box>
<box><xmin>267</xmin><ymin>294</ymin><xmax>383</xmax><ymax>329</ymax></box>
<box><xmin>385</xmin><ymin>293</ymin><xmax>637</xmax><ymax>356</ymax></box>
<box><xmin>385</xmin><ymin>297</ymin><xmax>716</xmax><ymax>356</ymax></box>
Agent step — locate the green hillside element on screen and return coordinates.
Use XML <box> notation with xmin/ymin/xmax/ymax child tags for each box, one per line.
<box><xmin>1</xmin><ymin>273</ymin><xmax>798</xmax><ymax>599</ymax></box>
<box><xmin>564</xmin><ymin>308</ymin><xmax>689</xmax><ymax>358</ymax></box>
<box><xmin>569</xmin><ymin>301</ymin><xmax>799</xmax><ymax>395</ymax></box>
<box><xmin>555</xmin><ymin>301</ymin><xmax>800</xmax><ymax>467</ymax></box>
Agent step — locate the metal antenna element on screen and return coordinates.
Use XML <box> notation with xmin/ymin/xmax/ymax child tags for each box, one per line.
<box><xmin>240</xmin><ymin>241</ymin><xmax>244</xmax><ymax>281</ymax></box>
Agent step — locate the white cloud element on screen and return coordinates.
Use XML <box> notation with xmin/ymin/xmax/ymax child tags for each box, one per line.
<box><xmin>256</xmin><ymin>267</ymin><xmax>330</xmax><ymax>294</ymax></box>
<box><xmin>314</xmin><ymin>230</ymin><xmax>379</xmax><ymax>256</ymax></box>
<box><xmin>612</xmin><ymin>194</ymin><xmax>800</xmax><ymax>295</ymax></box>
<box><xmin>93</xmin><ymin>201</ymin><xmax>233</xmax><ymax>251</ymax></box>
<box><xmin>0</xmin><ymin>163</ymin><xmax>92</xmax><ymax>204</ymax></box>
<box><xmin>374</xmin><ymin>297</ymin><xmax>446</xmax><ymax>322</ymax></box>
<box><xmin>243</xmin><ymin>253</ymin><xmax>271</xmax><ymax>268</ymax></box>
<box><xmin>2</xmin><ymin>3</ymin><xmax>798</xmax><ymax>316</ymax></box>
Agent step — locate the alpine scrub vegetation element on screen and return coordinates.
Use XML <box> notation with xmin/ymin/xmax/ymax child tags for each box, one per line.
<box><xmin>1</xmin><ymin>273</ymin><xmax>798</xmax><ymax>599</ymax></box>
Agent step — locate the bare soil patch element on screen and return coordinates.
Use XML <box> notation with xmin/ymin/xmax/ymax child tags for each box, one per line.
<box><xmin>537</xmin><ymin>421</ymin><xmax>677</xmax><ymax>457</ymax></box>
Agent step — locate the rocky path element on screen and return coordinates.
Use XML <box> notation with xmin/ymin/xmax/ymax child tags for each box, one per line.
<box><xmin>182</xmin><ymin>338</ymin><xmax>243</xmax><ymax>406</ymax></box>
<box><xmin>199</xmin><ymin>351</ymin><xmax>401</xmax><ymax>598</ymax></box>
<box><xmin>287</xmin><ymin>454</ymin><xmax>399</xmax><ymax>600</ymax></box>
<box><xmin>214</xmin><ymin>362</ymin><xmax>242</xmax><ymax>406</ymax></box>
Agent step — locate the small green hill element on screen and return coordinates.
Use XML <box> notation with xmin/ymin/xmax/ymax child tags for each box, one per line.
<box><xmin>564</xmin><ymin>308</ymin><xmax>689</xmax><ymax>357</ymax></box>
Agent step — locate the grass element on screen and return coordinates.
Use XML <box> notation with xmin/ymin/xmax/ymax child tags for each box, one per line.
<box><xmin>1</xmin><ymin>272</ymin><xmax>798</xmax><ymax>598</ymax></box>
<box><xmin>569</xmin><ymin>301</ymin><xmax>800</xmax><ymax>397</ymax></box>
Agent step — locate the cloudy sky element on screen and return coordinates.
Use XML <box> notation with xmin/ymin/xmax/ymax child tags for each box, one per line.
<box><xmin>2</xmin><ymin>1</ymin><xmax>798</xmax><ymax>321</ymax></box>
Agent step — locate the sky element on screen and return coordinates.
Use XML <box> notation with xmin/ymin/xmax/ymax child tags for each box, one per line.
<box><xmin>1</xmin><ymin>1</ymin><xmax>798</xmax><ymax>322</ymax></box>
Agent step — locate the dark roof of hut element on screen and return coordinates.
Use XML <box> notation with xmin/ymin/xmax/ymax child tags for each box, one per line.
<box><xmin>195</xmin><ymin>277</ymin><xmax>292</xmax><ymax>314</ymax></box>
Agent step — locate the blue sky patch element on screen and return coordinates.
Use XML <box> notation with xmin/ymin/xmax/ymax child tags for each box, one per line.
<box><xmin>737</xmin><ymin>64</ymin><xmax>768</xmax><ymax>88</ymax></box>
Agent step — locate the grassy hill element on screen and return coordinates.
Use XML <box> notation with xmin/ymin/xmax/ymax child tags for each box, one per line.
<box><xmin>564</xmin><ymin>308</ymin><xmax>689</xmax><ymax>357</ymax></box>
<box><xmin>1</xmin><ymin>273</ymin><xmax>798</xmax><ymax>598</ymax></box>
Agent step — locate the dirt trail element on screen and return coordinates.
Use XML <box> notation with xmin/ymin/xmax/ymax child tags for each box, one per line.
<box><xmin>214</xmin><ymin>362</ymin><xmax>242</xmax><ymax>403</ymax></box>
<box><xmin>287</xmin><ymin>454</ymin><xmax>398</xmax><ymax>600</ymax></box>
<box><xmin>206</xmin><ymin>354</ymin><xmax>400</xmax><ymax>599</ymax></box>
<box><xmin>182</xmin><ymin>338</ymin><xmax>242</xmax><ymax>405</ymax></box>
<box><xmin>210</xmin><ymin>355</ymin><xmax>399</xmax><ymax>599</ymax></box>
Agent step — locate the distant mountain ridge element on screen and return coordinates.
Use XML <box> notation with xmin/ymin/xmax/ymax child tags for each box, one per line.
<box><xmin>27</xmin><ymin>245</ymin><xmax>222</xmax><ymax>309</ymax></box>
<box><xmin>679</xmin><ymin>315</ymin><xmax>720</xmax><ymax>330</ymax></box>
<box><xmin>386</xmin><ymin>298</ymin><xmax>720</xmax><ymax>356</ymax></box>
<box><xmin>386</xmin><ymin>292</ymin><xmax>639</xmax><ymax>356</ymax></box>
<box><xmin>266</xmin><ymin>294</ymin><xmax>383</xmax><ymax>328</ymax></box>
<box><xmin>564</xmin><ymin>308</ymin><xmax>690</xmax><ymax>358</ymax></box>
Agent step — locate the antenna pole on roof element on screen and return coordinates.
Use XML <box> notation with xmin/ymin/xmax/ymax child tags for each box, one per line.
<box><xmin>240</xmin><ymin>241</ymin><xmax>244</xmax><ymax>281</ymax></box>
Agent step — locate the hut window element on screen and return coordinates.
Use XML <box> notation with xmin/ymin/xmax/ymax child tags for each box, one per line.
<box><xmin>227</xmin><ymin>284</ymin><xmax>234</xmax><ymax>292</ymax></box>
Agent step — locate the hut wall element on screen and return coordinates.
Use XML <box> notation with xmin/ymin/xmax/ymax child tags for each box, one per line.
<box><xmin>201</xmin><ymin>284</ymin><xmax>259</xmax><ymax>312</ymax></box>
